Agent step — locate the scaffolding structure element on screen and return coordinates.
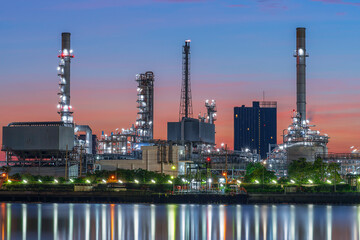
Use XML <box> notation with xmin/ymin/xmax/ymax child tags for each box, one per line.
<box><xmin>135</xmin><ymin>71</ymin><xmax>154</xmax><ymax>142</ymax></box>
<box><xmin>98</xmin><ymin>72</ymin><xmax>154</xmax><ymax>155</ymax></box>
<box><xmin>283</xmin><ymin>111</ymin><xmax>329</xmax><ymax>147</ymax></box>
<box><xmin>97</xmin><ymin>128</ymin><xmax>137</xmax><ymax>154</ymax></box>
<box><xmin>205</xmin><ymin>99</ymin><xmax>217</xmax><ymax>124</ymax></box>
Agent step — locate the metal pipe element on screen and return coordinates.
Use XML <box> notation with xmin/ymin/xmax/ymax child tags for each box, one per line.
<box><xmin>294</xmin><ymin>27</ymin><xmax>308</xmax><ymax>121</ymax></box>
<box><xmin>75</xmin><ymin>125</ymin><xmax>93</xmax><ymax>154</ymax></box>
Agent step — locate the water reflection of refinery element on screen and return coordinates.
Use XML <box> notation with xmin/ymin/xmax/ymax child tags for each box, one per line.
<box><xmin>1</xmin><ymin>203</ymin><xmax>360</xmax><ymax>239</ymax></box>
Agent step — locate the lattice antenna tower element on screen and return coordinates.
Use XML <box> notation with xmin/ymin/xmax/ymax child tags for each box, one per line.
<box><xmin>179</xmin><ymin>40</ymin><xmax>193</xmax><ymax>120</ymax></box>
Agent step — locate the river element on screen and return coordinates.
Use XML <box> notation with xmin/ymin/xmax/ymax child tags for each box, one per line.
<box><xmin>0</xmin><ymin>203</ymin><xmax>358</xmax><ymax>239</ymax></box>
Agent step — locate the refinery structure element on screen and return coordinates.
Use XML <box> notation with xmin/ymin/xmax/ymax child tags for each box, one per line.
<box><xmin>1</xmin><ymin>28</ymin><xmax>359</xmax><ymax>180</ymax></box>
<box><xmin>267</xmin><ymin>28</ymin><xmax>331</xmax><ymax>176</ymax></box>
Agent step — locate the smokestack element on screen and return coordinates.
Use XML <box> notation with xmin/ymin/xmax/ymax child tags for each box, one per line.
<box><xmin>294</xmin><ymin>27</ymin><xmax>308</xmax><ymax>121</ymax></box>
<box><xmin>57</xmin><ymin>32</ymin><xmax>74</xmax><ymax>125</ymax></box>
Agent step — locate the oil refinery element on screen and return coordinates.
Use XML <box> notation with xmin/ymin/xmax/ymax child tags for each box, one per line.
<box><xmin>1</xmin><ymin>28</ymin><xmax>359</xmax><ymax>180</ymax></box>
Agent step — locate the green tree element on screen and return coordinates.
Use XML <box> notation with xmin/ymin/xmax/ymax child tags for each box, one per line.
<box><xmin>288</xmin><ymin>158</ymin><xmax>313</xmax><ymax>184</ymax></box>
<box><xmin>244</xmin><ymin>162</ymin><xmax>276</xmax><ymax>183</ymax></box>
<box><xmin>326</xmin><ymin>162</ymin><xmax>341</xmax><ymax>183</ymax></box>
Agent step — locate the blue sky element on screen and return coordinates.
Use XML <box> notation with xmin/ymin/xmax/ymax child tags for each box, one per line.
<box><xmin>1</xmin><ymin>0</ymin><xmax>360</xmax><ymax>152</ymax></box>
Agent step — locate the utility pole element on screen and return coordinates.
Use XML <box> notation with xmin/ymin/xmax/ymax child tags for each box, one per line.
<box><xmin>79</xmin><ymin>146</ymin><xmax>83</xmax><ymax>177</ymax></box>
<box><xmin>65</xmin><ymin>145</ymin><xmax>68</xmax><ymax>180</ymax></box>
<box><xmin>225</xmin><ymin>144</ymin><xmax>228</xmax><ymax>184</ymax></box>
<box><xmin>333</xmin><ymin>164</ymin><xmax>336</xmax><ymax>193</ymax></box>
<box><xmin>262</xmin><ymin>164</ymin><xmax>265</xmax><ymax>190</ymax></box>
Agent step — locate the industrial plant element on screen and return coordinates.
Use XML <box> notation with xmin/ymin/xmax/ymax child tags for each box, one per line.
<box><xmin>1</xmin><ymin>28</ymin><xmax>359</xmax><ymax>182</ymax></box>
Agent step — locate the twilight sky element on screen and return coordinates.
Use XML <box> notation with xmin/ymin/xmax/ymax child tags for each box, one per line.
<box><xmin>1</xmin><ymin>0</ymin><xmax>360</xmax><ymax>153</ymax></box>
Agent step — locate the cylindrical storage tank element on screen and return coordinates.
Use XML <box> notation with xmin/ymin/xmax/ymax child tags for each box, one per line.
<box><xmin>287</xmin><ymin>143</ymin><xmax>327</xmax><ymax>162</ymax></box>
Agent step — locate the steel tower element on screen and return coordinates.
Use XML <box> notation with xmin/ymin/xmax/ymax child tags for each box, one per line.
<box><xmin>135</xmin><ymin>71</ymin><xmax>154</xmax><ymax>142</ymax></box>
<box><xmin>57</xmin><ymin>32</ymin><xmax>74</xmax><ymax>125</ymax></box>
<box><xmin>179</xmin><ymin>40</ymin><xmax>193</xmax><ymax>120</ymax></box>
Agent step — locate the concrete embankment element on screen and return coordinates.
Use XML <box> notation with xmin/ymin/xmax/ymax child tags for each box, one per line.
<box><xmin>1</xmin><ymin>191</ymin><xmax>360</xmax><ymax>204</ymax></box>
<box><xmin>247</xmin><ymin>193</ymin><xmax>360</xmax><ymax>204</ymax></box>
<box><xmin>0</xmin><ymin>191</ymin><xmax>248</xmax><ymax>204</ymax></box>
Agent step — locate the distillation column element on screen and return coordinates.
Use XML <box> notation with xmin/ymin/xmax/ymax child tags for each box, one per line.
<box><xmin>294</xmin><ymin>27</ymin><xmax>308</xmax><ymax>121</ymax></box>
<box><xmin>57</xmin><ymin>32</ymin><xmax>74</xmax><ymax>125</ymax></box>
<box><xmin>135</xmin><ymin>71</ymin><xmax>154</xmax><ymax>142</ymax></box>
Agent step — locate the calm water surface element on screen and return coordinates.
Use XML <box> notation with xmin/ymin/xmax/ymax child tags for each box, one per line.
<box><xmin>0</xmin><ymin>203</ymin><xmax>358</xmax><ymax>240</ymax></box>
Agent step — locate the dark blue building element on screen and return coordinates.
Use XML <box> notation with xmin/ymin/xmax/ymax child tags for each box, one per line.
<box><xmin>234</xmin><ymin>101</ymin><xmax>277</xmax><ymax>159</ymax></box>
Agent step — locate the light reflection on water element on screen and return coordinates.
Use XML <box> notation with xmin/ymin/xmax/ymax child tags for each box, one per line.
<box><xmin>0</xmin><ymin>203</ymin><xmax>359</xmax><ymax>239</ymax></box>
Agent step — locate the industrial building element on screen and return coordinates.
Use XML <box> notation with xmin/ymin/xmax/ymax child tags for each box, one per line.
<box><xmin>97</xmin><ymin>71</ymin><xmax>154</xmax><ymax>154</ymax></box>
<box><xmin>267</xmin><ymin>27</ymin><xmax>330</xmax><ymax>177</ymax></box>
<box><xmin>167</xmin><ymin>40</ymin><xmax>216</xmax><ymax>155</ymax></box>
<box><xmin>95</xmin><ymin>145</ymin><xmax>184</xmax><ymax>177</ymax></box>
<box><xmin>3</xmin><ymin>28</ymin><xmax>336</xmax><ymax>180</ymax></box>
<box><xmin>2</xmin><ymin>33</ymin><xmax>93</xmax><ymax>178</ymax></box>
<box><xmin>234</xmin><ymin>101</ymin><xmax>277</xmax><ymax>159</ymax></box>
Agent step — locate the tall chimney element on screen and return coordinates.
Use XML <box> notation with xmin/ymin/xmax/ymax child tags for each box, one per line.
<box><xmin>57</xmin><ymin>32</ymin><xmax>74</xmax><ymax>125</ymax></box>
<box><xmin>294</xmin><ymin>27</ymin><xmax>308</xmax><ymax>121</ymax></box>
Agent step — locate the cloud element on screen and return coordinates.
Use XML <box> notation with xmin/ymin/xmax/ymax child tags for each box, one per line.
<box><xmin>336</xmin><ymin>11</ymin><xmax>347</xmax><ymax>15</ymax></box>
<box><xmin>154</xmin><ymin>0</ymin><xmax>204</xmax><ymax>2</ymax></box>
<box><xmin>312</xmin><ymin>0</ymin><xmax>360</xmax><ymax>6</ymax></box>
<box><xmin>46</xmin><ymin>0</ymin><xmax>204</xmax><ymax>10</ymax></box>
<box><xmin>256</xmin><ymin>0</ymin><xmax>289</xmax><ymax>10</ymax></box>
<box><xmin>228</xmin><ymin>4</ymin><xmax>248</xmax><ymax>7</ymax></box>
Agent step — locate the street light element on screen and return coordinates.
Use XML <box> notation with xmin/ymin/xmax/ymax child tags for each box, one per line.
<box><xmin>326</xmin><ymin>180</ymin><xmax>332</xmax><ymax>184</ymax></box>
<box><xmin>23</xmin><ymin>180</ymin><xmax>28</xmax><ymax>184</ymax></box>
<box><xmin>308</xmin><ymin>179</ymin><xmax>313</xmax><ymax>184</ymax></box>
<box><xmin>290</xmin><ymin>179</ymin><xmax>295</xmax><ymax>184</ymax></box>
<box><xmin>255</xmin><ymin>180</ymin><xmax>259</xmax><ymax>184</ymax></box>
<box><xmin>151</xmin><ymin>179</ymin><xmax>156</xmax><ymax>184</ymax></box>
<box><xmin>134</xmin><ymin>179</ymin><xmax>139</xmax><ymax>184</ymax></box>
<box><xmin>272</xmin><ymin>180</ymin><xmax>277</xmax><ymax>184</ymax></box>
<box><xmin>118</xmin><ymin>180</ymin><xmax>123</xmax><ymax>184</ymax></box>
<box><xmin>102</xmin><ymin>179</ymin><xmax>106</xmax><ymax>183</ymax></box>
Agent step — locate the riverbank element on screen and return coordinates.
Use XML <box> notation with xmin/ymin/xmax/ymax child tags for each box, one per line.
<box><xmin>1</xmin><ymin>191</ymin><xmax>360</xmax><ymax>204</ymax></box>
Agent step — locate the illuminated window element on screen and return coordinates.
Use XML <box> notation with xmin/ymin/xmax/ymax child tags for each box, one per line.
<box><xmin>247</xmin><ymin>128</ymin><xmax>250</xmax><ymax>131</ymax></box>
<box><xmin>235</xmin><ymin>114</ymin><xmax>238</xmax><ymax>118</ymax></box>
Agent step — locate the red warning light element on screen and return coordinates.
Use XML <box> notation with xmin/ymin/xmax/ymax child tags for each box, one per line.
<box><xmin>1</xmin><ymin>173</ymin><xmax>6</xmax><ymax>177</ymax></box>
<box><xmin>206</xmin><ymin>157</ymin><xmax>211</xmax><ymax>162</ymax></box>
<box><xmin>222</xmin><ymin>172</ymin><xmax>226</xmax><ymax>176</ymax></box>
